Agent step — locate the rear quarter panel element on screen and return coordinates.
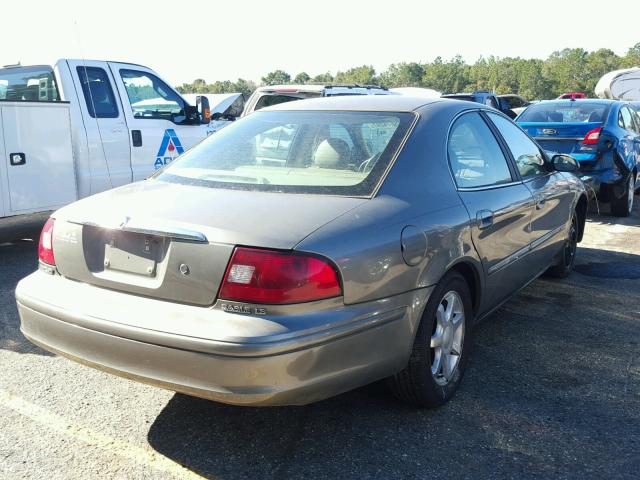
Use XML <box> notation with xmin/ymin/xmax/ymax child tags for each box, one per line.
<box><xmin>296</xmin><ymin>102</ymin><xmax>482</xmax><ymax>306</ymax></box>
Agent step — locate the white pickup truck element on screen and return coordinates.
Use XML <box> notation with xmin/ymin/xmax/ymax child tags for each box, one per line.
<box><xmin>0</xmin><ymin>59</ymin><xmax>213</xmax><ymax>222</ymax></box>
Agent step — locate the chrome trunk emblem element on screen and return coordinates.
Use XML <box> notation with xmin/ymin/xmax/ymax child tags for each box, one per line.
<box><xmin>542</xmin><ymin>128</ymin><xmax>557</xmax><ymax>135</ymax></box>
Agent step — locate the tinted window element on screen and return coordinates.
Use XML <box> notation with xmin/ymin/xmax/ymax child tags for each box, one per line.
<box><xmin>254</xmin><ymin>94</ymin><xmax>305</xmax><ymax>111</ymax></box>
<box><xmin>76</xmin><ymin>67</ymin><xmax>118</xmax><ymax>118</ymax></box>
<box><xmin>488</xmin><ymin>112</ymin><xmax>547</xmax><ymax>179</ymax></box>
<box><xmin>448</xmin><ymin>112</ymin><xmax>513</xmax><ymax>188</ymax></box>
<box><xmin>518</xmin><ymin>102</ymin><xmax>609</xmax><ymax>123</ymax></box>
<box><xmin>120</xmin><ymin>69</ymin><xmax>185</xmax><ymax>121</ymax></box>
<box><xmin>484</xmin><ymin>97</ymin><xmax>499</xmax><ymax>109</ymax></box>
<box><xmin>0</xmin><ymin>66</ymin><xmax>59</xmax><ymax>102</ymax></box>
<box><xmin>157</xmin><ymin>111</ymin><xmax>414</xmax><ymax>196</ymax></box>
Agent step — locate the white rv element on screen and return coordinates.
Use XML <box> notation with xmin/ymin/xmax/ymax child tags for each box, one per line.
<box><xmin>595</xmin><ymin>67</ymin><xmax>640</xmax><ymax>101</ymax></box>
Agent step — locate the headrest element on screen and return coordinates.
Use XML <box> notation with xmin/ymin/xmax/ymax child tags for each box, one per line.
<box><xmin>313</xmin><ymin>138</ymin><xmax>350</xmax><ymax>169</ymax></box>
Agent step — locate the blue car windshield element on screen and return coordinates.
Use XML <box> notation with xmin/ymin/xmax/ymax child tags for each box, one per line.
<box><xmin>519</xmin><ymin>102</ymin><xmax>610</xmax><ymax>123</ymax></box>
<box><xmin>156</xmin><ymin>110</ymin><xmax>415</xmax><ymax>196</ymax></box>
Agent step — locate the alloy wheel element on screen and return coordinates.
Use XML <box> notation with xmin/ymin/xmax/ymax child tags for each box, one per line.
<box><xmin>431</xmin><ymin>291</ymin><xmax>465</xmax><ymax>386</ymax></box>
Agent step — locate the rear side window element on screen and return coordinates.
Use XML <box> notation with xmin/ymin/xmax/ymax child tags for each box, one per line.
<box><xmin>518</xmin><ymin>102</ymin><xmax>608</xmax><ymax>123</ymax></box>
<box><xmin>76</xmin><ymin>67</ymin><xmax>119</xmax><ymax>118</ymax></box>
<box><xmin>448</xmin><ymin>112</ymin><xmax>513</xmax><ymax>188</ymax></box>
<box><xmin>488</xmin><ymin>112</ymin><xmax>547</xmax><ymax>179</ymax></box>
<box><xmin>0</xmin><ymin>66</ymin><xmax>59</xmax><ymax>102</ymax></box>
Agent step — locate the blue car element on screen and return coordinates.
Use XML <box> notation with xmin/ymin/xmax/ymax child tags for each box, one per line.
<box><xmin>517</xmin><ymin>99</ymin><xmax>640</xmax><ymax>216</ymax></box>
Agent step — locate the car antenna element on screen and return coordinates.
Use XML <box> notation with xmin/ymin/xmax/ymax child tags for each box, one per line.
<box><xmin>73</xmin><ymin>19</ymin><xmax>114</xmax><ymax>194</ymax></box>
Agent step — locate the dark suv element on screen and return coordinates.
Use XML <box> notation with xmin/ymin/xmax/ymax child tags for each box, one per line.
<box><xmin>442</xmin><ymin>91</ymin><xmax>518</xmax><ymax>118</ymax></box>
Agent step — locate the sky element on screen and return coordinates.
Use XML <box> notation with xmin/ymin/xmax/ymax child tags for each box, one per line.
<box><xmin>2</xmin><ymin>0</ymin><xmax>639</xmax><ymax>87</ymax></box>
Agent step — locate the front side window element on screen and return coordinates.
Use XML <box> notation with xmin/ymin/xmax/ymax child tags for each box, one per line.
<box><xmin>120</xmin><ymin>69</ymin><xmax>185</xmax><ymax>121</ymax></box>
<box><xmin>488</xmin><ymin>112</ymin><xmax>547</xmax><ymax>179</ymax></box>
<box><xmin>156</xmin><ymin>110</ymin><xmax>414</xmax><ymax>196</ymax></box>
<box><xmin>448</xmin><ymin>112</ymin><xmax>513</xmax><ymax>189</ymax></box>
<box><xmin>76</xmin><ymin>67</ymin><xmax>118</xmax><ymax>118</ymax></box>
<box><xmin>0</xmin><ymin>66</ymin><xmax>59</xmax><ymax>102</ymax></box>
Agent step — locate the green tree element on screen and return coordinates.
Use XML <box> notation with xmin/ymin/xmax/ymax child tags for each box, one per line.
<box><xmin>261</xmin><ymin>70</ymin><xmax>291</xmax><ymax>86</ymax></box>
<box><xmin>312</xmin><ymin>72</ymin><xmax>334</xmax><ymax>83</ymax></box>
<box><xmin>293</xmin><ymin>72</ymin><xmax>311</xmax><ymax>84</ymax></box>
<box><xmin>622</xmin><ymin>42</ymin><xmax>640</xmax><ymax>67</ymax></box>
<box><xmin>334</xmin><ymin>65</ymin><xmax>377</xmax><ymax>85</ymax></box>
<box><xmin>422</xmin><ymin>56</ymin><xmax>470</xmax><ymax>93</ymax></box>
<box><xmin>379</xmin><ymin>62</ymin><xmax>425</xmax><ymax>87</ymax></box>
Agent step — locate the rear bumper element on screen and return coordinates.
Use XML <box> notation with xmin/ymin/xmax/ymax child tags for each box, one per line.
<box><xmin>17</xmin><ymin>272</ymin><xmax>430</xmax><ymax>406</ymax></box>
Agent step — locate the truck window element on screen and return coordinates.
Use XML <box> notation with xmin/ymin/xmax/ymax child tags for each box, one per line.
<box><xmin>120</xmin><ymin>69</ymin><xmax>185</xmax><ymax>121</ymax></box>
<box><xmin>0</xmin><ymin>66</ymin><xmax>60</xmax><ymax>102</ymax></box>
<box><xmin>76</xmin><ymin>67</ymin><xmax>119</xmax><ymax>118</ymax></box>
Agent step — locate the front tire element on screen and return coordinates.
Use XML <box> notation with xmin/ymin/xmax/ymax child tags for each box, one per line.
<box><xmin>387</xmin><ymin>272</ymin><xmax>473</xmax><ymax>408</ymax></box>
<box><xmin>545</xmin><ymin>213</ymin><xmax>578</xmax><ymax>279</ymax></box>
<box><xmin>611</xmin><ymin>174</ymin><xmax>634</xmax><ymax>217</ymax></box>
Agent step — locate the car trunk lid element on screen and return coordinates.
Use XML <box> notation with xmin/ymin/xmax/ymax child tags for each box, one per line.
<box><xmin>519</xmin><ymin>121</ymin><xmax>602</xmax><ymax>159</ymax></box>
<box><xmin>51</xmin><ymin>180</ymin><xmax>365</xmax><ymax>306</ymax></box>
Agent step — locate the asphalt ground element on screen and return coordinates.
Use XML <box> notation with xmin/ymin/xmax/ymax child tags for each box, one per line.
<box><xmin>0</xmin><ymin>203</ymin><xmax>639</xmax><ymax>480</ymax></box>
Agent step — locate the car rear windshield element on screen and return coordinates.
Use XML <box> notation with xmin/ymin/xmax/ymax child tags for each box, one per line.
<box><xmin>254</xmin><ymin>93</ymin><xmax>317</xmax><ymax>112</ymax></box>
<box><xmin>518</xmin><ymin>102</ymin><xmax>610</xmax><ymax>123</ymax></box>
<box><xmin>156</xmin><ymin>110</ymin><xmax>415</xmax><ymax>196</ymax></box>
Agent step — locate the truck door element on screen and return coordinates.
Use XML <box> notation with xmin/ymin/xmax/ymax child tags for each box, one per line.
<box><xmin>107</xmin><ymin>62</ymin><xmax>209</xmax><ymax>180</ymax></box>
<box><xmin>66</xmin><ymin>60</ymin><xmax>132</xmax><ymax>190</ymax></box>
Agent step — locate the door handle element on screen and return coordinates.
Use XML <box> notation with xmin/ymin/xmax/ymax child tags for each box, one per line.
<box><xmin>476</xmin><ymin>210</ymin><xmax>494</xmax><ymax>230</ymax></box>
<box><xmin>535</xmin><ymin>196</ymin><xmax>546</xmax><ymax>210</ymax></box>
<box><xmin>9</xmin><ymin>153</ymin><xmax>26</xmax><ymax>166</ymax></box>
<box><xmin>131</xmin><ymin>130</ymin><xmax>142</xmax><ymax>147</ymax></box>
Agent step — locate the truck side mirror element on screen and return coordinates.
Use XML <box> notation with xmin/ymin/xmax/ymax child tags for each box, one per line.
<box><xmin>196</xmin><ymin>96</ymin><xmax>211</xmax><ymax>124</ymax></box>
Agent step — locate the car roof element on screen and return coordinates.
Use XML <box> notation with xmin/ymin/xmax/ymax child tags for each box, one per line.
<box><xmin>536</xmin><ymin>99</ymin><xmax>618</xmax><ymax>105</ymax></box>
<box><xmin>260</xmin><ymin>95</ymin><xmax>444</xmax><ymax>113</ymax></box>
<box><xmin>255</xmin><ymin>84</ymin><xmax>388</xmax><ymax>93</ymax></box>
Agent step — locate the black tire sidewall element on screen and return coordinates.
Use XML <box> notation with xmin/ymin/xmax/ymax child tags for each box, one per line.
<box><xmin>412</xmin><ymin>272</ymin><xmax>473</xmax><ymax>406</ymax></box>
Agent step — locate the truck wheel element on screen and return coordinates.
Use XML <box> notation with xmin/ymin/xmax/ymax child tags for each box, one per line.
<box><xmin>387</xmin><ymin>272</ymin><xmax>473</xmax><ymax>408</ymax></box>
<box><xmin>545</xmin><ymin>213</ymin><xmax>578</xmax><ymax>279</ymax></box>
<box><xmin>611</xmin><ymin>175</ymin><xmax>634</xmax><ymax>217</ymax></box>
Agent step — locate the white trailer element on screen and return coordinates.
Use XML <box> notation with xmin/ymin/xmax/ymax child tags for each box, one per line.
<box><xmin>595</xmin><ymin>67</ymin><xmax>640</xmax><ymax>101</ymax></box>
<box><xmin>0</xmin><ymin>59</ymin><xmax>213</xmax><ymax>221</ymax></box>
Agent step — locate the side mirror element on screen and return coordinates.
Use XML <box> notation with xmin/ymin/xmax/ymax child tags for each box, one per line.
<box><xmin>196</xmin><ymin>95</ymin><xmax>211</xmax><ymax>124</ymax></box>
<box><xmin>551</xmin><ymin>154</ymin><xmax>579</xmax><ymax>172</ymax></box>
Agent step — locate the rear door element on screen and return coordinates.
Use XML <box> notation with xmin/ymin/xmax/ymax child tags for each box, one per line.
<box><xmin>618</xmin><ymin>105</ymin><xmax>640</xmax><ymax>176</ymax></box>
<box><xmin>488</xmin><ymin>112</ymin><xmax>574</xmax><ymax>267</ymax></box>
<box><xmin>66</xmin><ymin>60</ymin><xmax>132</xmax><ymax>189</ymax></box>
<box><xmin>448</xmin><ymin>111</ymin><xmax>535</xmax><ymax>309</ymax></box>
<box><xmin>107</xmin><ymin>62</ymin><xmax>209</xmax><ymax>180</ymax></box>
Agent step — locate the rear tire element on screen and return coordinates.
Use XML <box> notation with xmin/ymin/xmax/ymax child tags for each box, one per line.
<box><xmin>387</xmin><ymin>272</ymin><xmax>473</xmax><ymax>408</ymax></box>
<box><xmin>611</xmin><ymin>174</ymin><xmax>634</xmax><ymax>217</ymax></box>
<box><xmin>545</xmin><ymin>213</ymin><xmax>578</xmax><ymax>279</ymax></box>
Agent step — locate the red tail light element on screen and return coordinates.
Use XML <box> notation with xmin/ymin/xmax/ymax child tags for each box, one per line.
<box><xmin>38</xmin><ymin>218</ymin><xmax>56</xmax><ymax>266</ymax></box>
<box><xmin>219</xmin><ymin>247</ymin><xmax>342</xmax><ymax>304</ymax></box>
<box><xmin>582</xmin><ymin>127</ymin><xmax>602</xmax><ymax>145</ymax></box>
